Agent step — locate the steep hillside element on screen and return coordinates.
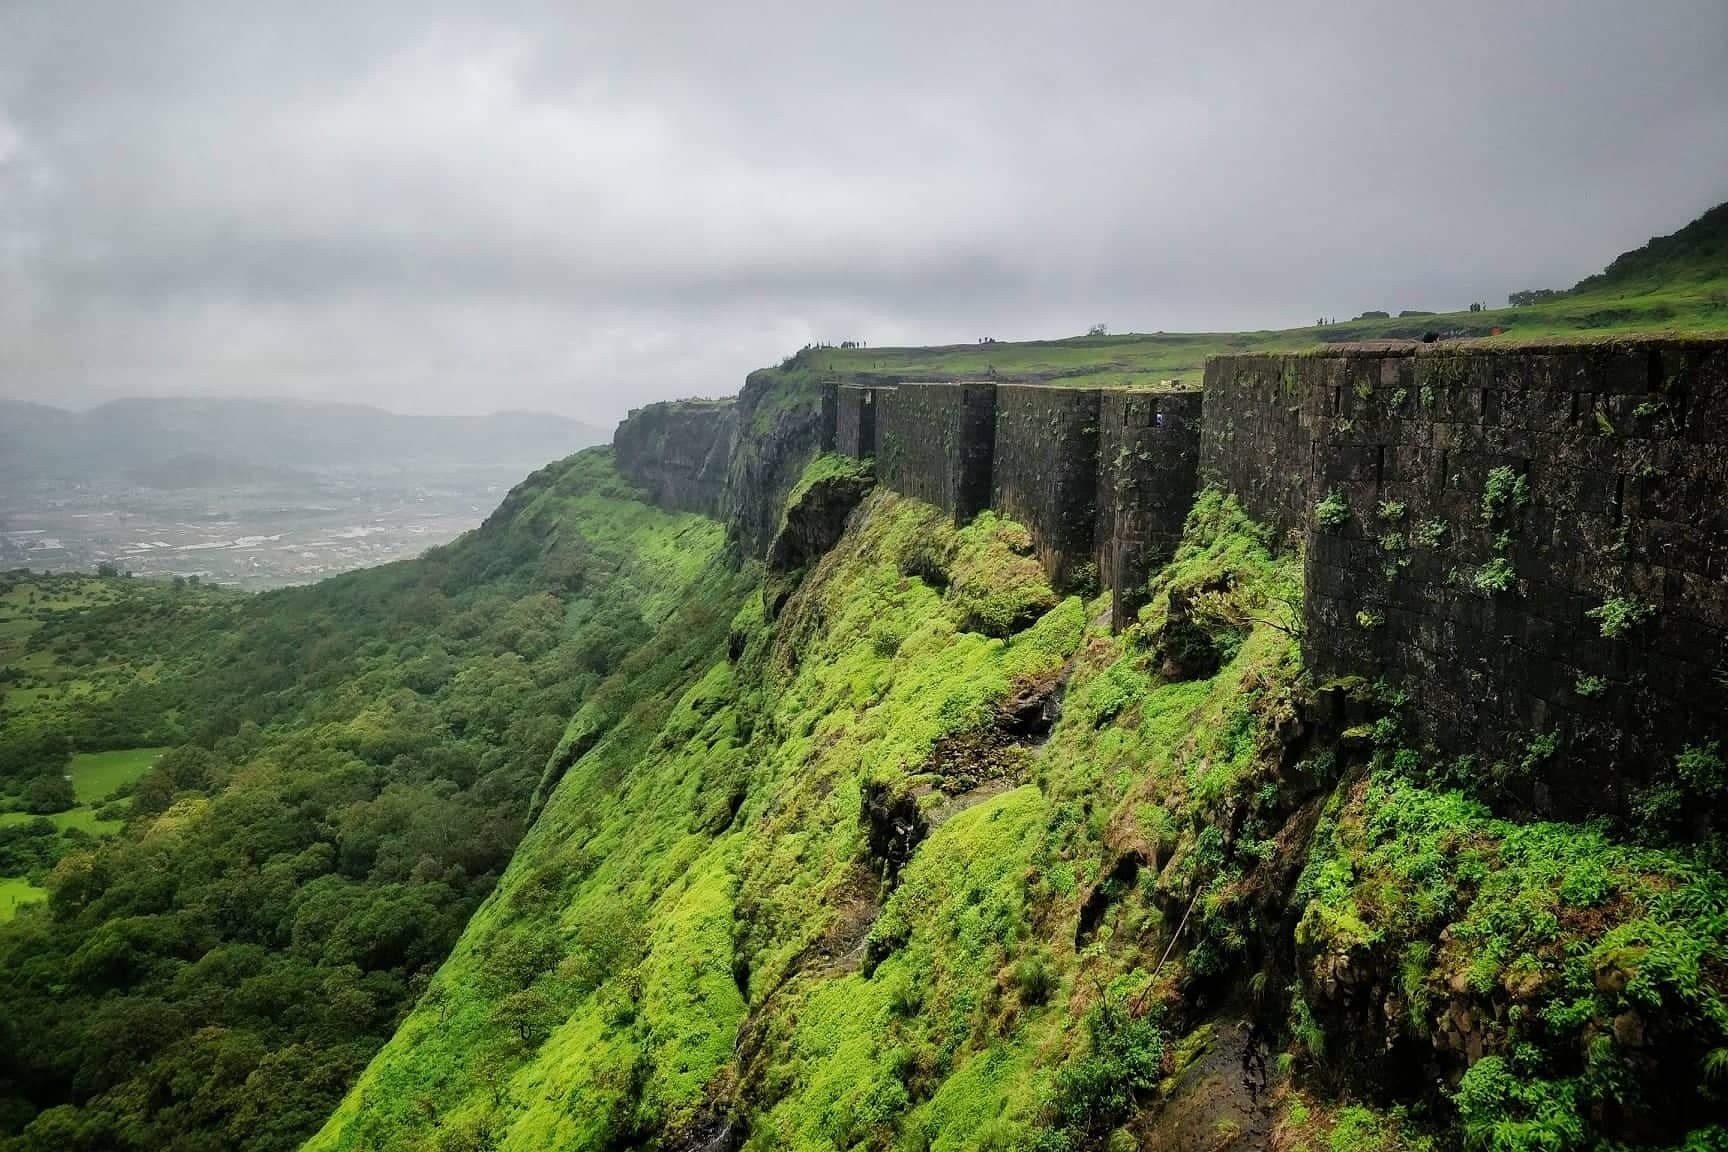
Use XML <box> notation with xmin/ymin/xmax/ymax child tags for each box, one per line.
<box><xmin>308</xmin><ymin>440</ymin><xmax>1725</xmax><ymax>1151</ymax></box>
<box><xmin>0</xmin><ymin>450</ymin><xmax>725</xmax><ymax>1152</ymax></box>
<box><xmin>1575</xmin><ymin>201</ymin><xmax>1728</xmax><ymax>293</ymax></box>
<box><xmin>299</xmin><ymin>207</ymin><xmax>1728</xmax><ymax>1152</ymax></box>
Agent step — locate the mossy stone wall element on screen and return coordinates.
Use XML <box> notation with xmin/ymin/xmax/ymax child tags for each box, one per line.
<box><xmin>1207</xmin><ymin>340</ymin><xmax>1728</xmax><ymax>820</ymax></box>
<box><xmin>841</xmin><ymin>380</ymin><xmax>1202</xmax><ymax>626</ymax></box>
<box><xmin>1098</xmin><ymin>390</ymin><xmax>1203</xmax><ymax>628</ymax></box>
<box><xmin>874</xmin><ymin>381</ymin><xmax>998</xmax><ymax>522</ymax></box>
<box><xmin>836</xmin><ymin>383</ymin><xmax>877</xmax><ymax>457</ymax></box>
<box><xmin>991</xmin><ymin>385</ymin><xmax>1103</xmax><ymax>591</ymax></box>
<box><xmin>1198</xmin><ymin>355</ymin><xmax>1319</xmax><ymax>541</ymax></box>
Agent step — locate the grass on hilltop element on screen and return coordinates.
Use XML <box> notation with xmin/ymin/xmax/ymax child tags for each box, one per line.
<box><xmin>65</xmin><ymin>746</ymin><xmax>165</xmax><ymax>805</ymax></box>
<box><xmin>787</xmin><ymin>202</ymin><xmax>1728</xmax><ymax>389</ymax></box>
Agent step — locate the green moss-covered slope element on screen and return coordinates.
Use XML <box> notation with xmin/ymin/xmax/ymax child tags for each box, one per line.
<box><xmin>15</xmin><ymin>199</ymin><xmax>1728</xmax><ymax>1152</ymax></box>
<box><xmin>308</xmin><ymin>453</ymin><xmax>1726</xmax><ymax>1152</ymax></box>
<box><xmin>304</xmin><ymin>488</ymin><xmax>1084</xmax><ymax>1150</ymax></box>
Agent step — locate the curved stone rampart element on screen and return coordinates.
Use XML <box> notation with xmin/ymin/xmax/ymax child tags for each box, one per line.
<box><xmin>872</xmin><ymin>381</ymin><xmax>997</xmax><ymax>522</ymax></box>
<box><xmin>1097</xmin><ymin>389</ymin><xmax>1203</xmax><ymax>627</ymax></box>
<box><xmin>992</xmin><ymin>385</ymin><xmax>1103</xmax><ymax>591</ymax></box>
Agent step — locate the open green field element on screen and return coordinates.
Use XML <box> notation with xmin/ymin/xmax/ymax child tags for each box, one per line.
<box><xmin>67</xmin><ymin>746</ymin><xmax>165</xmax><ymax>805</ymax></box>
<box><xmin>0</xmin><ymin>746</ymin><xmax>164</xmax><ymax>840</ymax></box>
<box><xmin>801</xmin><ymin>281</ymin><xmax>1728</xmax><ymax>389</ymax></box>
<box><xmin>0</xmin><ymin>575</ymin><xmax>171</xmax><ymax>666</ymax></box>
<box><xmin>0</xmin><ymin>876</ymin><xmax>46</xmax><ymax>921</ymax></box>
<box><xmin>0</xmin><ymin>807</ymin><xmax>123</xmax><ymax>835</ymax></box>
<box><xmin>791</xmin><ymin>206</ymin><xmax>1728</xmax><ymax>388</ymax></box>
<box><xmin>0</xmin><ymin>578</ymin><xmax>137</xmax><ymax>616</ymax></box>
<box><xmin>0</xmin><ymin>746</ymin><xmax>163</xmax><ymax>836</ymax></box>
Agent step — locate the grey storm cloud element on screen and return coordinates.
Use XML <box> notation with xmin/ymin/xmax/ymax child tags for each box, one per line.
<box><xmin>2</xmin><ymin>0</ymin><xmax>1726</xmax><ymax>420</ymax></box>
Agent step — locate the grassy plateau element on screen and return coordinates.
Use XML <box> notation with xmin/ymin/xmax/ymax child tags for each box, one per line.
<box><xmin>794</xmin><ymin>202</ymin><xmax>1728</xmax><ymax>389</ymax></box>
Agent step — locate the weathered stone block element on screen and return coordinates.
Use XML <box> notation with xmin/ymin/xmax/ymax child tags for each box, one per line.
<box><xmin>993</xmin><ymin>385</ymin><xmax>1103</xmax><ymax>591</ymax></box>
<box><xmin>837</xmin><ymin>384</ymin><xmax>877</xmax><ymax>457</ymax></box>
<box><xmin>1099</xmin><ymin>388</ymin><xmax>1202</xmax><ymax>626</ymax></box>
<box><xmin>874</xmin><ymin>381</ymin><xmax>997</xmax><ymax>523</ymax></box>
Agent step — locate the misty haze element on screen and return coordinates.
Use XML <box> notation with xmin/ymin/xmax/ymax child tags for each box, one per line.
<box><xmin>1</xmin><ymin>5</ymin><xmax>1726</xmax><ymax>1152</ymax></box>
<box><xmin>1</xmin><ymin>397</ymin><xmax>603</xmax><ymax>586</ymax></box>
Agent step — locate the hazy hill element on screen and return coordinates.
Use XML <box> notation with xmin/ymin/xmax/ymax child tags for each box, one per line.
<box><xmin>1575</xmin><ymin>198</ymin><xmax>1728</xmax><ymax>291</ymax></box>
<box><xmin>122</xmin><ymin>452</ymin><xmax>320</xmax><ymax>491</ymax></box>
<box><xmin>0</xmin><ymin>397</ymin><xmax>608</xmax><ymax>484</ymax></box>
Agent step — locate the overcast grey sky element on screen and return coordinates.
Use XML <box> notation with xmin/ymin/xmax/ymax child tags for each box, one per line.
<box><xmin>2</xmin><ymin>1</ymin><xmax>1725</xmax><ymax>421</ymax></box>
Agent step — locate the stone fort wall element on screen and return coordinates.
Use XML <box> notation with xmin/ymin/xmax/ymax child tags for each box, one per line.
<box><xmin>872</xmin><ymin>382</ymin><xmax>998</xmax><ymax>522</ymax></box>
<box><xmin>991</xmin><ymin>385</ymin><xmax>1104</xmax><ymax>592</ymax></box>
<box><xmin>1204</xmin><ymin>340</ymin><xmax>1728</xmax><ymax>821</ymax></box>
<box><xmin>1097</xmin><ymin>389</ymin><xmax>1204</xmax><ymax>626</ymax></box>
<box><xmin>836</xmin><ymin>379</ymin><xmax>1203</xmax><ymax>628</ymax></box>
<box><xmin>621</xmin><ymin>337</ymin><xmax>1727</xmax><ymax>822</ymax></box>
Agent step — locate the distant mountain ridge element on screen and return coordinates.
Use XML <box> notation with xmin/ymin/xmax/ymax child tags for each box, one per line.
<box><xmin>122</xmin><ymin>452</ymin><xmax>320</xmax><ymax>491</ymax></box>
<box><xmin>0</xmin><ymin>396</ymin><xmax>608</xmax><ymax>484</ymax></box>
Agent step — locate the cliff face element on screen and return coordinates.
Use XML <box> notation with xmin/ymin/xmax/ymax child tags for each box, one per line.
<box><xmin>611</xmin><ymin>397</ymin><xmax>736</xmax><ymax>516</ymax></box>
<box><xmin>719</xmin><ymin>367</ymin><xmax>838</xmax><ymax>557</ymax></box>
<box><xmin>611</xmin><ymin>367</ymin><xmax>839</xmax><ymax>558</ymax></box>
<box><xmin>621</xmin><ymin>339</ymin><xmax>1728</xmax><ymax>834</ymax></box>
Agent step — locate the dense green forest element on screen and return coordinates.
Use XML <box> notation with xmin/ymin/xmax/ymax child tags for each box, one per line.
<box><xmin>0</xmin><ymin>451</ymin><xmax>727</xmax><ymax>1151</ymax></box>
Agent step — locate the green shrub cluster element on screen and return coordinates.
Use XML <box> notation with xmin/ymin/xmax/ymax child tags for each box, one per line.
<box><xmin>1315</xmin><ymin>491</ymin><xmax>1351</xmax><ymax>530</ymax></box>
<box><xmin>1588</xmin><ymin>596</ymin><xmax>1654</xmax><ymax>639</ymax></box>
<box><xmin>1479</xmin><ymin>467</ymin><xmax>1530</xmax><ymax>525</ymax></box>
<box><xmin>1036</xmin><ymin>996</ymin><xmax>1165</xmax><ymax>1149</ymax></box>
<box><xmin>1296</xmin><ymin>767</ymin><xmax>1728</xmax><ymax>1148</ymax></box>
